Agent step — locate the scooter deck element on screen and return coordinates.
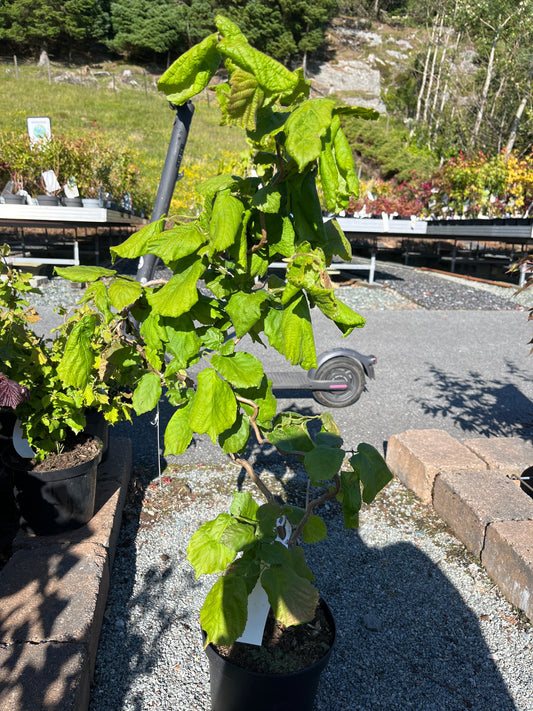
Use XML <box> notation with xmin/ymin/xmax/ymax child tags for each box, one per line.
<box><xmin>269</xmin><ymin>372</ymin><xmax>348</xmax><ymax>392</ymax></box>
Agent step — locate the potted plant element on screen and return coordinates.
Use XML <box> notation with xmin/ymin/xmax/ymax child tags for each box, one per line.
<box><xmin>57</xmin><ymin>16</ymin><xmax>391</xmax><ymax>709</ymax></box>
<box><xmin>0</xmin><ymin>246</ymin><xmax>140</xmax><ymax>534</ymax></box>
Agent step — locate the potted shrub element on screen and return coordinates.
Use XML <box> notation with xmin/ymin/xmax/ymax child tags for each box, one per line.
<box><xmin>57</xmin><ymin>16</ymin><xmax>391</xmax><ymax>709</ymax></box>
<box><xmin>0</xmin><ymin>246</ymin><xmax>139</xmax><ymax>534</ymax></box>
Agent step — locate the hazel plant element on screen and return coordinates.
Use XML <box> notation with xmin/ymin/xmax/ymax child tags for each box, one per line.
<box><xmin>57</xmin><ymin>15</ymin><xmax>391</xmax><ymax>646</ymax></box>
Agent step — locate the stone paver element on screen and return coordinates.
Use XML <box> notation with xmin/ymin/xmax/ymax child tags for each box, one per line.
<box><xmin>433</xmin><ymin>469</ymin><xmax>533</xmax><ymax>557</ymax></box>
<box><xmin>0</xmin><ymin>437</ymin><xmax>131</xmax><ymax>711</ymax></box>
<box><xmin>0</xmin><ymin>642</ymin><xmax>89</xmax><ymax>711</ymax></box>
<box><xmin>482</xmin><ymin>520</ymin><xmax>533</xmax><ymax>622</ymax></box>
<box><xmin>463</xmin><ymin>436</ymin><xmax>533</xmax><ymax>476</ymax></box>
<box><xmin>386</xmin><ymin>429</ymin><xmax>484</xmax><ymax>503</ymax></box>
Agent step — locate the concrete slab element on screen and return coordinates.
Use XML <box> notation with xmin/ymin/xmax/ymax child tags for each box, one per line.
<box><xmin>482</xmin><ymin>520</ymin><xmax>533</xmax><ymax>622</ymax></box>
<box><xmin>386</xmin><ymin>429</ymin><xmax>485</xmax><ymax>504</ymax></box>
<box><xmin>433</xmin><ymin>469</ymin><xmax>533</xmax><ymax>557</ymax></box>
<box><xmin>0</xmin><ymin>642</ymin><xmax>89</xmax><ymax>711</ymax></box>
<box><xmin>0</xmin><ymin>437</ymin><xmax>131</xmax><ymax>711</ymax></box>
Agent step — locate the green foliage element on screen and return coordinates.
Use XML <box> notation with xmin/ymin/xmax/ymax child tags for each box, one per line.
<box><xmin>0</xmin><ymin>130</ymin><xmax>152</xmax><ymax>210</ymax></box>
<box><xmin>57</xmin><ymin>16</ymin><xmax>392</xmax><ymax>647</ymax></box>
<box><xmin>0</xmin><ymin>250</ymin><xmax>138</xmax><ymax>460</ymax></box>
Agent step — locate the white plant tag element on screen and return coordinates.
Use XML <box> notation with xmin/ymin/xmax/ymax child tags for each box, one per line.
<box><xmin>13</xmin><ymin>419</ymin><xmax>35</xmax><ymax>458</ymax></box>
<box><xmin>236</xmin><ymin>516</ymin><xmax>291</xmax><ymax>646</ymax></box>
<box><xmin>41</xmin><ymin>170</ymin><xmax>61</xmax><ymax>194</ymax></box>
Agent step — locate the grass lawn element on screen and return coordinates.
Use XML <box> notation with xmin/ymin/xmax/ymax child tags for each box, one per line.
<box><xmin>1</xmin><ymin>64</ymin><xmax>248</xmax><ymax>215</ymax></box>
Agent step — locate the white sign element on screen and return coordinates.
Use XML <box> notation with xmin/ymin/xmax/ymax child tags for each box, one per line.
<box><xmin>27</xmin><ymin>116</ymin><xmax>51</xmax><ymax>145</ymax></box>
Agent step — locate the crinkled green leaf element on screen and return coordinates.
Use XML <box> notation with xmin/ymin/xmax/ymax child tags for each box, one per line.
<box><xmin>163</xmin><ymin>315</ymin><xmax>201</xmax><ymax>368</ymax></box>
<box><xmin>132</xmin><ymin>372</ymin><xmax>162</xmax><ymax>415</ymax></box>
<box><xmin>146</xmin><ymin>258</ymin><xmax>205</xmax><ymax>318</ymax></box>
<box><xmin>108</xmin><ymin>278</ymin><xmax>142</xmax><ymax>312</ymax></box>
<box><xmin>319</xmin><ymin>141</ymin><xmax>339</xmax><ymax>213</ymax></box>
<box><xmin>285</xmin><ymin>98</ymin><xmax>335</xmax><ymax>170</ymax></box>
<box><xmin>302</xmin><ymin>515</ymin><xmax>327</xmax><ymax>544</ymax></box>
<box><xmin>209</xmin><ymin>192</ymin><xmax>244</xmax><ymax>255</ymax></box>
<box><xmin>55</xmin><ymin>265</ymin><xmax>115</xmax><ymax>283</ymax></box>
<box><xmin>189</xmin><ymin>368</ymin><xmax>237</xmax><ymax>443</ymax></box>
<box><xmin>252</xmin><ymin>184</ymin><xmax>282</xmax><ymax>213</ymax></box>
<box><xmin>211</xmin><ymin>352</ymin><xmax>264</xmax><ymax>388</ymax></box>
<box><xmin>280</xmin><ymin>292</ymin><xmax>317</xmax><ymax>369</ymax></box>
<box><xmin>223</xmin><ymin>67</ymin><xmax>265</xmax><ymax>130</ymax></box>
<box><xmin>323</xmin><ymin>219</ymin><xmax>352</xmax><ymax>262</ymax></box>
<box><xmin>226</xmin><ymin>290</ymin><xmax>268</xmax><ymax>338</ymax></box>
<box><xmin>157</xmin><ymin>33</ymin><xmax>221</xmax><ymax>104</ymax></box>
<box><xmin>146</xmin><ymin>223</ymin><xmax>206</xmax><ymax>264</ymax></box>
<box><xmin>110</xmin><ymin>217</ymin><xmax>166</xmax><ymax>261</ymax></box>
<box><xmin>57</xmin><ymin>314</ymin><xmax>97</xmax><ymax>388</ymax></box>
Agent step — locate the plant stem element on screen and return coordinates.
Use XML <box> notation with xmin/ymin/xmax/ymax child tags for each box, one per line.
<box><xmin>288</xmin><ymin>474</ymin><xmax>341</xmax><ymax>546</ymax></box>
<box><xmin>231</xmin><ymin>454</ymin><xmax>277</xmax><ymax>505</ymax></box>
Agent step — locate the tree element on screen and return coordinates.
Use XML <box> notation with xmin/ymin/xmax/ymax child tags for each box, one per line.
<box><xmin>109</xmin><ymin>0</ymin><xmax>187</xmax><ymax>61</ymax></box>
<box><xmin>0</xmin><ymin>0</ymin><xmax>108</xmax><ymax>55</ymax></box>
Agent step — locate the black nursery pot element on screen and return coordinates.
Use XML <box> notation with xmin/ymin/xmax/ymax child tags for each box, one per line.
<box><xmin>204</xmin><ymin>600</ymin><xmax>335</xmax><ymax>711</ymax></box>
<box><xmin>5</xmin><ymin>443</ymin><xmax>102</xmax><ymax>535</ymax></box>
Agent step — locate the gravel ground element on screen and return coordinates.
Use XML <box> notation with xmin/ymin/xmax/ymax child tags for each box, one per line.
<box><xmin>24</xmin><ymin>263</ymin><xmax>533</xmax><ymax>711</ymax></box>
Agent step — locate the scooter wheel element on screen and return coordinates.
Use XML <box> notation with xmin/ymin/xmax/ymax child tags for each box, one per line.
<box><xmin>312</xmin><ymin>357</ymin><xmax>365</xmax><ymax>408</ymax></box>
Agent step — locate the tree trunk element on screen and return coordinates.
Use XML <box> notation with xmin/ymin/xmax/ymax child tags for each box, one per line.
<box><xmin>503</xmin><ymin>85</ymin><xmax>531</xmax><ymax>160</ymax></box>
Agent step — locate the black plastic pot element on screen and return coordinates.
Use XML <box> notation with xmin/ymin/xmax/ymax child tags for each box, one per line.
<box><xmin>62</xmin><ymin>197</ymin><xmax>83</xmax><ymax>207</ymax></box>
<box><xmin>204</xmin><ymin>600</ymin><xmax>335</xmax><ymax>711</ymax></box>
<box><xmin>5</xmin><ymin>442</ymin><xmax>101</xmax><ymax>535</ymax></box>
<box><xmin>84</xmin><ymin>410</ymin><xmax>109</xmax><ymax>462</ymax></box>
<box><xmin>36</xmin><ymin>194</ymin><xmax>61</xmax><ymax>206</ymax></box>
<box><xmin>2</xmin><ymin>193</ymin><xmax>25</xmax><ymax>204</ymax></box>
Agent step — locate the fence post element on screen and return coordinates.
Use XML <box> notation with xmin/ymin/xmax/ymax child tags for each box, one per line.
<box><xmin>13</xmin><ymin>55</ymin><xmax>19</xmax><ymax>80</ymax></box>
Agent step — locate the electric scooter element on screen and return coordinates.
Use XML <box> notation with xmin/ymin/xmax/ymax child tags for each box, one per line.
<box><xmin>135</xmin><ymin>102</ymin><xmax>377</xmax><ymax>409</ymax></box>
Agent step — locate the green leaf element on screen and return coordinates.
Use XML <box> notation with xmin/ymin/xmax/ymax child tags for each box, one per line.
<box><xmin>230</xmin><ymin>491</ymin><xmax>259</xmax><ymax>520</ymax></box>
<box><xmin>333</xmin><ymin>122</ymin><xmax>359</xmax><ymax>198</ymax></box>
<box><xmin>285</xmin><ymin>98</ymin><xmax>335</xmax><ymax>170</ymax></box>
<box><xmin>222</xmin><ymin>67</ymin><xmax>265</xmax><ymax>130</ymax></box>
<box><xmin>164</xmin><ymin>400</ymin><xmax>194</xmax><ymax>456</ymax></box>
<box><xmin>108</xmin><ymin>278</ymin><xmax>142</xmax><ymax>312</ymax></box>
<box><xmin>259</xmin><ymin>540</ymin><xmax>290</xmax><ymax>565</ymax></box>
<box><xmin>187</xmin><ymin>514</ymin><xmax>237</xmax><ymax>576</ymax></box>
<box><xmin>157</xmin><ymin>33</ymin><xmax>221</xmax><ymax>104</ymax></box>
<box><xmin>237</xmin><ymin>376</ymin><xmax>277</xmax><ymax>427</ymax></box>
<box><xmin>225</xmin><ymin>291</ymin><xmax>268</xmax><ymax>338</ymax></box>
<box><xmin>319</xmin><ymin>141</ymin><xmax>339</xmax><ymax>213</ymax></box>
<box><xmin>323</xmin><ymin>219</ymin><xmax>352</xmax><ymax>262</ymax></box>
<box><xmin>350</xmin><ymin>443</ymin><xmax>392</xmax><ymax>504</ymax></box>
<box><xmin>146</xmin><ymin>258</ymin><xmax>205</xmax><ymax>318</ymax></box>
<box><xmin>252</xmin><ymin>184</ymin><xmax>282</xmax><ymax>213</ymax></box>
<box><xmin>146</xmin><ymin>223</ymin><xmax>206</xmax><ymax>264</ymax></box>
<box><xmin>110</xmin><ymin>217</ymin><xmax>166</xmax><ymax>261</ymax></box>
<box><xmin>200</xmin><ymin>575</ymin><xmax>249</xmax><ymax>646</ymax></box>
<box><xmin>216</xmin><ymin>24</ymin><xmax>301</xmax><ymax>97</ymax></box>
<box><xmin>57</xmin><ymin>313</ymin><xmax>97</xmax><ymax>388</ymax></box>
<box><xmin>55</xmin><ymin>265</ymin><xmax>115</xmax><ymax>283</ymax></box>
<box><xmin>209</xmin><ymin>192</ymin><xmax>244</xmax><ymax>255</ymax></box>
<box><xmin>261</xmin><ymin>565</ymin><xmax>319</xmax><ymax>628</ymax></box>
<box><xmin>132</xmin><ymin>372</ymin><xmax>162</xmax><ymax>415</ymax></box>
<box><xmin>302</xmin><ymin>515</ymin><xmax>328</xmax><ymax>544</ymax></box>
<box><xmin>280</xmin><ymin>292</ymin><xmax>317</xmax><ymax>369</ymax></box>
<box><xmin>163</xmin><ymin>315</ymin><xmax>201</xmax><ymax>368</ymax></box>
<box><xmin>211</xmin><ymin>352</ymin><xmax>264</xmax><ymax>388</ymax></box>
<box><xmin>340</xmin><ymin>470</ymin><xmax>361</xmax><ymax>529</ymax></box>
<box><xmin>221</xmin><ymin>519</ymin><xmax>257</xmax><ymax>552</ymax></box>
<box><xmin>189</xmin><ymin>368</ymin><xmax>237</xmax><ymax>443</ymax></box>
<box><xmin>303</xmin><ymin>446</ymin><xmax>345</xmax><ymax>484</ymax></box>
<box><xmin>218</xmin><ymin>413</ymin><xmax>250</xmax><ymax>454</ymax></box>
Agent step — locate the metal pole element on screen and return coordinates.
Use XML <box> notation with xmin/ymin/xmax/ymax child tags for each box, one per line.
<box><xmin>136</xmin><ymin>101</ymin><xmax>195</xmax><ymax>284</ymax></box>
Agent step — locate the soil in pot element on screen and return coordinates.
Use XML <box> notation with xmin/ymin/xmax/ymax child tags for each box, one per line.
<box><xmin>215</xmin><ymin>598</ymin><xmax>335</xmax><ymax>674</ymax></box>
<box><xmin>3</xmin><ymin>433</ymin><xmax>102</xmax><ymax>535</ymax></box>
